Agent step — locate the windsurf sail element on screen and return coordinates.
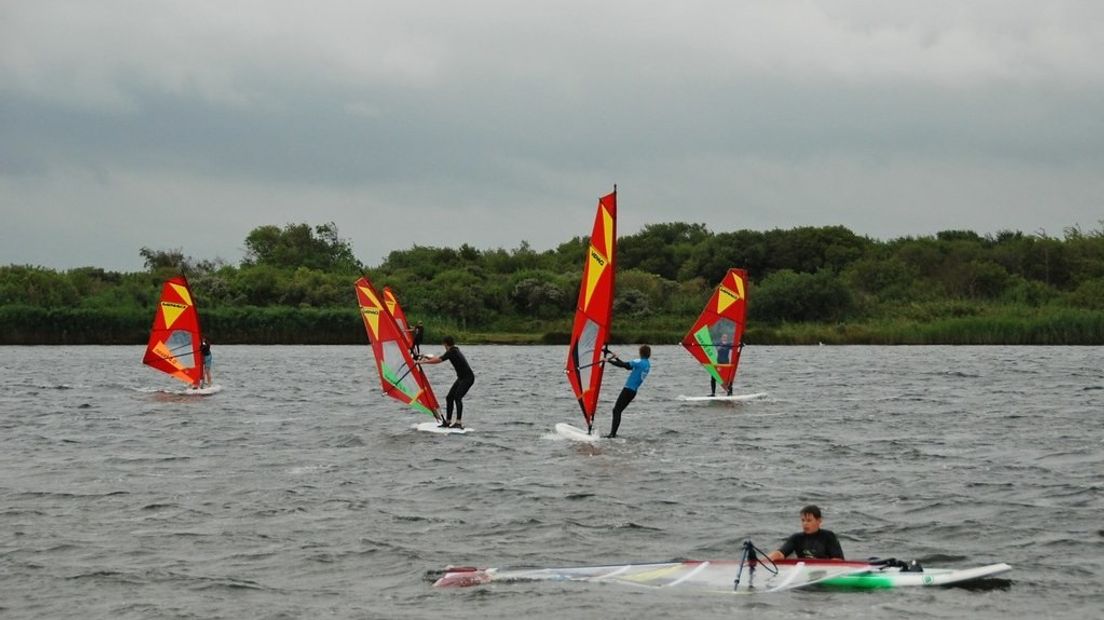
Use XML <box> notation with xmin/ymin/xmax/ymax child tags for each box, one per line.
<box><xmin>355</xmin><ymin>276</ymin><xmax>440</xmax><ymax>419</ymax></box>
<box><xmin>382</xmin><ymin>286</ymin><xmax>413</xmax><ymax>349</ymax></box>
<box><xmin>565</xmin><ymin>187</ymin><xmax>617</xmax><ymax>432</ymax></box>
<box><xmin>435</xmin><ymin>558</ymin><xmax>878</xmax><ymax>592</ymax></box>
<box><xmin>681</xmin><ymin>268</ymin><xmax>748</xmax><ymax>394</ymax></box>
<box><xmin>142</xmin><ymin>274</ymin><xmax>205</xmax><ymax>386</ymax></box>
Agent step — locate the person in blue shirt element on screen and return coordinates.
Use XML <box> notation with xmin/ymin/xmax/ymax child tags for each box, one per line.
<box><xmin>603</xmin><ymin>344</ymin><xmax>651</xmax><ymax>438</ymax></box>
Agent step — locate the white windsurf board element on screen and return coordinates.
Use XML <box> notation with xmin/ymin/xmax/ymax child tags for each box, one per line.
<box><xmin>181</xmin><ymin>384</ymin><xmax>223</xmax><ymax>396</ymax></box>
<box><xmin>678</xmin><ymin>392</ymin><xmax>766</xmax><ymax>402</ymax></box>
<box><xmin>416</xmin><ymin>421</ymin><xmax>471</xmax><ymax>434</ymax></box>
<box><xmin>554</xmin><ymin>422</ymin><xmax>601</xmax><ymax>442</ymax></box>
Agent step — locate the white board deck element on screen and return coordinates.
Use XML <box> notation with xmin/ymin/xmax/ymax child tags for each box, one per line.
<box><xmin>176</xmin><ymin>384</ymin><xmax>223</xmax><ymax>396</ymax></box>
<box><xmin>435</xmin><ymin>559</ymin><xmax>1012</xmax><ymax>591</ymax></box>
<box><xmin>677</xmin><ymin>392</ymin><xmax>767</xmax><ymax>402</ymax></box>
<box><xmin>554</xmin><ymin>422</ymin><xmax>601</xmax><ymax>442</ymax></box>
<box><xmin>415</xmin><ymin>421</ymin><xmax>471</xmax><ymax>434</ymax></box>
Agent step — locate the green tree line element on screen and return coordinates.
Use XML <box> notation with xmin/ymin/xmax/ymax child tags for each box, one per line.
<box><xmin>3</xmin><ymin>221</ymin><xmax>1103</xmax><ymax>344</ymax></box>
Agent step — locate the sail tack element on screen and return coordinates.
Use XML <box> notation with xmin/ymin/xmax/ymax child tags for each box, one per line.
<box><xmin>143</xmin><ymin>275</ymin><xmax>204</xmax><ymax>386</ymax></box>
<box><xmin>681</xmin><ymin>268</ymin><xmax>749</xmax><ymax>392</ymax></box>
<box><xmin>565</xmin><ymin>189</ymin><xmax>617</xmax><ymax>430</ymax></box>
<box><xmin>356</xmin><ymin>277</ymin><xmax>440</xmax><ymax>418</ymax></box>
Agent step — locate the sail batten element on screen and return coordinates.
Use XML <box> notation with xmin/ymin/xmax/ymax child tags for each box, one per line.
<box><xmin>356</xmin><ymin>277</ymin><xmax>440</xmax><ymax>418</ymax></box>
<box><xmin>565</xmin><ymin>189</ymin><xmax>617</xmax><ymax>430</ymax></box>
<box><xmin>143</xmin><ymin>275</ymin><xmax>204</xmax><ymax>386</ymax></box>
<box><xmin>681</xmin><ymin>268</ymin><xmax>749</xmax><ymax>392</ymax></box>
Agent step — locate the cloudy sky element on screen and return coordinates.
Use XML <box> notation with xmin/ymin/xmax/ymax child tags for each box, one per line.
<box><xmin>2</xmin><ymin>1</ymin><xmax>1102</xmax><ymax>271</ymax></box>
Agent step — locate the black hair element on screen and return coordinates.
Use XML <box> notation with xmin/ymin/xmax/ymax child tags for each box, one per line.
<box><xmin>800</xmin><ymin>505</ymin><xmax>822</xmax><ymax>519</ymax></box>
<box><xmin>443</xmin><ymin>335</ymin><xmax>455</xmax><ymax>347</ymax></box>
<box><xmin>639</xmin><ymin>344</ymin><xmax>651</xmax><ymax>358</ymax></box>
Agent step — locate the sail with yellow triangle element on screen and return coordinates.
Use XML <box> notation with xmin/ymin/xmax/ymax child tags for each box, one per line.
<box><xmin>142</xmin><ymin>274</ymin><xmax>205</xmax><ymax>386</ymax></box>
<box><xmin>355</xmin><ymin>276</ymin><xmax>441</xmax><ymax>420</ymax></box>
<box><xmin>681</xmin><ymin>268</ymin><xmax>749</xmax><ymax>394</ymax></box>
<box><xmin>382</xmin><ymin>286</ymin><xmax>414</xmax><ymax>349</ymax></box>
<box><xmin>564</xmin><ymin>187</ymin><xmax>617</xmax><ymax>433</ymax></box>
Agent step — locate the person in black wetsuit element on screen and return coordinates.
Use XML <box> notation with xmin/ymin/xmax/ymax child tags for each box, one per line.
<box><xmin>409</xmin><ymin>321</ymin><xmax>425</xmax><ymax>357</ymax></box>
<box><xmin>767</xmin><ymin>505</ymin><xmax>845</xmax><ymax>561</ymax></box>
<box><xmin>416</xmin><ymin>335</ymin><xmax>474</xmax><ymax>429</ymax></box>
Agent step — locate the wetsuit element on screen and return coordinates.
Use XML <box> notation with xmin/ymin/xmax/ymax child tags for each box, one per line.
<box><xmin>439</xmin><ymin>346</ymin><xmax>474</xmax><ymax>425</ymax></box>
<box><xmin>411</xmin><ymin>325</ymin><xmax>424</xmax><ymax>356</ymax></box>
<box><xmin>776</xmin><ymin>529</ymin><xmax>844</xmax><ymax>560</ymax></box>
<box><xmin>607</xmin><ymin>356</ymin><xmax>650</xmax><ymax>438</ymax></box>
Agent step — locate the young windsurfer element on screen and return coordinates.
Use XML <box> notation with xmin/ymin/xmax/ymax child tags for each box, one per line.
<box><xmin>416</xmin><ymin>336</ymin><xmax>474</xmax><ymax>429</ymax></box>
<box><xmin>197</xmin><ymin>337</ymin><xmax>213</xmax><ymax>388</ymax></box>
<box><xmin>603</xmin><ymin>345</ymin><xmax>651</xmax><ymax>438</ymax></box>
<box><xmin>409</xmin><ymin>321</ymin><xmax>425</xmax><ymax>357</ymax></box>
<box><xmin>766</xmin><ymin>505</ymin><xmax>845</xmax><ymax>561</ymax></box>
<box><xmin>711</xmin><ymin>333</ymin><xmax>733</xmax><ymax>397</ymax></box>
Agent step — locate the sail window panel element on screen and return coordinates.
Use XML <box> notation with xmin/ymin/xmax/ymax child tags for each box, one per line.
<box><xmin>576</xmin><ymin>318</ymin><xmax>600</xmax><ymax>389</ymax></box>
<box><xmin>166</xmin><ymin>329</ymin><xmax>197</xmax><ymax>368</ymax></box>
<box><xmin>381</xmin><ymin>341</ymin><xmax>417</xmax><ymax>398</ymax></box>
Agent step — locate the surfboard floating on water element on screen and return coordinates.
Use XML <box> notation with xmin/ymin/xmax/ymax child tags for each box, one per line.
<box><xmin>434</xmin><ymin>558</ymin><xmax>1012</xmax><ymax>592</ymax></box>
<box><xmin>677</xmin><ymin>392</ymin><xmax>768</xmax><ymax>402</ymax></box>
<box><xmin>415</xmin><ymin>421</ymin><xmax>471</xmax><ymax>434</ymax></box>
<box><xmin>554</xmin><ymin>422</ymin><xmax>601</xmax><ymax>442</ymax></box>
<box><xmin>562</xmin><ymin>187</ymin><xmax>617</xmax><ymax>437</ymax></box>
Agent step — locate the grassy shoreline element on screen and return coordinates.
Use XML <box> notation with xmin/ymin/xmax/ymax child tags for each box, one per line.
<box><xmin>2</xmin><ymin>305</ymin><xmax>1101</xmax><ymax>345</ymax></box>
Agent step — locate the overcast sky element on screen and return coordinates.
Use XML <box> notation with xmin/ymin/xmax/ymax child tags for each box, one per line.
<box><xmin>2</xmin><ymin>1</ymin><xmax>1102</xmax><ymax>272</ymax></box>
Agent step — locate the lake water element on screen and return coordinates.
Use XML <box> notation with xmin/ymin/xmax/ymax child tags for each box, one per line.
<box><xmin>1</xmin><ymin>345</ymin><xmax>1101</xmax><ymax>619</ymax></box>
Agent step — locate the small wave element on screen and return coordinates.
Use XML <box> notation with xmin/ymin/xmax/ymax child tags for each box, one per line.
<box><xmin>141</xmin><ymin>503</ymin><xmax>177</xmax><ymax>511</ymax></box>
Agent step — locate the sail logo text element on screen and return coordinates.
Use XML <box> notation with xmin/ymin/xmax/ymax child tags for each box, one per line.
<box><xmin>160</xmin><ymin>302</ymin><xmax>187</xmax><ymax>309</ymax></box>
<box><xmin>590</xmin><ymin>251</ymin><xmax>606</xmax><ymax>267</ymax></box>
<box><xmin>720</xmin><ymin>286</ymin><xmax>742</xmax><ymax>301</ymax></box>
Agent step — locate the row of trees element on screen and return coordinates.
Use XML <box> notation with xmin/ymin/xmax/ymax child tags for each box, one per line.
<box><xmin>2</xmin><ymin>221</ymin><xmax>1103</xmax><ymax>344</ymax></box>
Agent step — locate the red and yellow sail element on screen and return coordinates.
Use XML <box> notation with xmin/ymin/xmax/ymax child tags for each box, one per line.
<box><xmin>565</xmin><ymin>188</ymin><xmax>617</xmax><ymax>431</ymax></box>
<box><xmin>143</xmin><ymin>275</ymin><xmax>205</xmax><ymax>386</ymax></box>
<box><xmin>681</xmin><ymin>268</ymin><xmax>749</xmax><ymax>392</ymax></box>
<box><xmin>356</xmin><ymin>276</ymin><xmax>440</xmax><ymax>418</ymax></box>
<box><xmin>382</xmin><ymin>286</ymin><xmax>413</xmax><ymax>349</ymax></box>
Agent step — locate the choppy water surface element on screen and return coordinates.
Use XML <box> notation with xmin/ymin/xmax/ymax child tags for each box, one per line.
<box><xmin>1</xmin><ymin>345</ymin><xmax>1101</xmax><ymax>619</ymax></box>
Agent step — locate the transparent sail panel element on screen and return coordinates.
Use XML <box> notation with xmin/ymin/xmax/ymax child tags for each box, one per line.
<box><xmin>166</xmin><ymin>329</ymin><xmax>196</xmax><ymax>369</ymax></box>
<box><xmin>381</xmin><ymin>340</ymin><xmax>417</xmax><ymax>398</ymax></box>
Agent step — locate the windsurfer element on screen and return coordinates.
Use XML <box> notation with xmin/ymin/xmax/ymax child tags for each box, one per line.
<box><xmin>409</xmin><ymin>321</ymin><xmax>425</xmax><ymax>357</ymax></box>
<box><xmin>603</xmin><ymin>345</ymin><xmax>651</xmax><ymax>438</ymax></box>
<box><xmin>198</xmin><ymin>337</ymin><xmax>212</xmax><ymax>388</ymax></box>
<box><xmin>711</xmin><ymin>333</ymin><xmax>734</xmax><ymax>397</ymax></box>
<box><xmin>416</xmin><ymin>336</ymin><xmax>474</xmax><ymax>429</ymax></box>
<box><xmin>766</xmin><ymin>505</ymin><xmax>845</xmax><ymax>561</ymax></box>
